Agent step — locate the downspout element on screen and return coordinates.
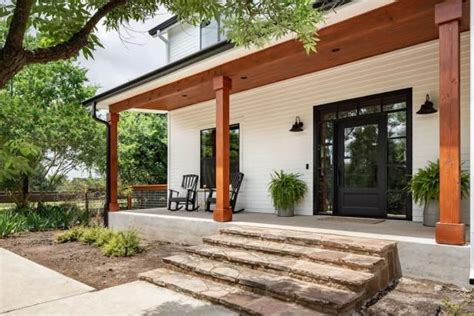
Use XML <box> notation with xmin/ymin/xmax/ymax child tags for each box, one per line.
<box><xmin>91</xmin><ymin>102</ymin><xmax>110</xmax><ymax>227</ymax></box>
<box><xmin>470</xmin><ymin>2</ymin><xmax>474</xmax><ymax>285</ymax></box>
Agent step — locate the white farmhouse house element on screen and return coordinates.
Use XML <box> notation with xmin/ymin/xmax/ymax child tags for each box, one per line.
<box><xmin>84</xmin><ymin>0</ymin><xmax>474</xmax><ymax>290</ymax></box>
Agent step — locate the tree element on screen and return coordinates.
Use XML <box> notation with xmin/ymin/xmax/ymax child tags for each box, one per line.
<box><xmin>0</xmin><ymin>0</ymin><xmax>328</xmax><ymax>88</ymax></box>
<box><xmin>117</xmin><ymin>112</ymin><xmax>167</xmax><ymax>185</ymax></box>
<box><xmin>0</xmin><ymin>60</ymin><xmax>104</xmax><ymax>194</ymax></box>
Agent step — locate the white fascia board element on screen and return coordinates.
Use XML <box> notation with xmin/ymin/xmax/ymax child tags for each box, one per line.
<box><xmin>98</xmin><ymin>0</ymin><xmax>394</xmax><ymax>111</ymax></box>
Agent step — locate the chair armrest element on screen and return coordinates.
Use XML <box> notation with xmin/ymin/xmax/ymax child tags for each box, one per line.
<box><xmin>169</xmin><ymin>189</ymin><xmax>179</xmax><ymax>196</ymax></box>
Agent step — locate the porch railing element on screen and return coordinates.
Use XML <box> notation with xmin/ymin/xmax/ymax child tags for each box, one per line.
<box><xmin>126</xmin><ymin>184</ymin><xmax>167</xmax><ymax>210</ymax></box>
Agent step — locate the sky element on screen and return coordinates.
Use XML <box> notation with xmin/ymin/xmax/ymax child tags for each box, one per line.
<box><xmin>78</xmin><ymin>12</ymin><xmax>172</xmax><ymax>94</ymax></box>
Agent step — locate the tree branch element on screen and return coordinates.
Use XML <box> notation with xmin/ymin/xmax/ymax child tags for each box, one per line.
<box><xmin>4</xmin><ymin>0</ymin><xmax>34</xmax><ymax>50</ymax></box>
<box><xmin>25</xmin><ymin>0</ymin><xmax>128</xmax><ymax>63</ymax></box>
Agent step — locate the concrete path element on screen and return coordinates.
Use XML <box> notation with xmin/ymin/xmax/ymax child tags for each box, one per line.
<box><xmin>0</xmin><ymin>248</ymin><xmax>94</xmax><ymax>313</ymax></box>
<box><xmin>5</xmin><ymin>281</ymin><xmax>236</xmax><ymax>316</ymax></box>
<box><xmin>1</xmin><ymin>247</ymin><xmax>235</xmax><ymax>315</ymax></box>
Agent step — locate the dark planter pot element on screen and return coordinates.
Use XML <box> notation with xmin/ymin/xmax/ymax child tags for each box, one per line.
<box><xmin>423</xmin><ymin>200</ymin><xmax>439</xmax><ymax>227</ymax></box>
<box><xmin>277</xmin><ymin>206</ymin><xmax>294</xmax><ymax>217</ymax></box>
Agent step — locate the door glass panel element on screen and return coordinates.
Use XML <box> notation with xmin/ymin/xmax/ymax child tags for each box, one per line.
<box><xmin>318</xmin><ymin>191</ymin><xmax>333</xmax><ymax>213</ymax></box>
<box><xmin>319</xmin><ymin>145</ymin><xmax>333</xmax><ymax>169</ymax></box>
<box><xmin>318</xmin><ymin>169</ymin><xmax>333</xmax><ymax>192</ymax></box>
<box><xmin>387</xmin><ymin>191</ymin><xmax>408</xmax><ymax>217</ymax></box>
<box><xmin>388</xmin><ymin>166</ymin><xmax>407</xmax><ymax>190</ymax></box>
<box><xmin>359</xmin><ymin>105</ymin><xmax>380</xmax><ymax>115</ymax></box>
<box><xmin>343</xmin><ymin>124</ymin><xmax>379</xmax><ymax>188</ymax></box>
<box><xmin>388</xmin><ymin>138</ymin><xmax>407</xmax><ymax>164</ymax></box>
<box><xmin>388</xmin><ymin>112</ymin><xmax>406</xmax><ymax>137</ymax></box>
<box><xmin>319</xmin><ymin>122</ymin><xmax>333</xmax><ymax>145</ymax></box>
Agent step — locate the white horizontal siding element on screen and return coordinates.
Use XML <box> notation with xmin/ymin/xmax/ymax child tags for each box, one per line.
<box><xmin>168</xmin><ymin>23</ymin><xmax>200</xmax><ymax>63</ymax></box>
<box><xmin>169</xmin><ymin>32</ymin><xmax>470</xmax><ymax>223</ymax></box>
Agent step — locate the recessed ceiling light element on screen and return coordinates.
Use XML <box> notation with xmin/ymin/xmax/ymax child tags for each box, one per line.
<box><xmin>331</xmin><ymin>48</ymin><xmax>341</xmax><ymax>53</ymax></box>
<box><xmin>182</xmin><ymin>94</ymin><xmax>187</xmax><ymax>97</ymax></box>
<box><xmin>240</xmin><ymin>76</ymin><xmax>248</xmax><ymax>80</ymax></box>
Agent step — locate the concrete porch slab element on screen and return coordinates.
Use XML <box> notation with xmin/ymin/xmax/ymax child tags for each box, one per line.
<box><xmin>0</xmin><ymin>248</ymin><xmax>94</xmax><ymax>313</ymax></box>
<box><xmin>110</xmin><ymin>209</ymin><xmax>472</xmax><ymax>287</ymax></box>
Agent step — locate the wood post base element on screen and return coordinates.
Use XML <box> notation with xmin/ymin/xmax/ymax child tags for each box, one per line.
<box><xmin>435</xmin><ymin>222</ymin><xmax>465</xmax><ymax>245</ymax></box>
<box><xmin>213</xmin><ymin>208</ymin><xmax>233</xmax><ymax>222</ymax></box>
<box><xmin>109</xmin><ymin>202</ymin><xmax>120</xmax><ymax>212</ymax></box>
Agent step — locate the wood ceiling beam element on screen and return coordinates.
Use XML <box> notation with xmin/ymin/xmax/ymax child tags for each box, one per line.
<box><xmin>109</xmin><ymin>0</ymin><xmax>469</xmax><ymax>113</ymax></box>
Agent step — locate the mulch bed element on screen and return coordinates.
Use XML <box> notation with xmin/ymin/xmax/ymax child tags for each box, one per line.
<box><xmin>0</xmin><ymin>230</ymin><xmax>187</xmax><ymax>290</ymax></box>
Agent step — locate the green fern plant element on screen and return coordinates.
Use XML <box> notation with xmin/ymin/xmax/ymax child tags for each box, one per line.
<box><xmin>268</xmin><ymin>170</ymin><xmax>307</xmax><ymax>210</ymax></box>
<box><xmin>409</xmin><ymin>160</ymin><xmax>469</xmax><ymax>204</ymax></box>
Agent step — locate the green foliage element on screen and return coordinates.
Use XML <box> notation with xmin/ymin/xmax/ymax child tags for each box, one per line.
<box><xmin>117</xmin><ymin>112</ymin><xmax>167</xmax><ymax>185</ymax></box>
<box><xmin>268</xmin><ymin>170</ymin><xmax>307</xmax><ymax>210</ymax></box>
<box><xmin>442</xmin><ymin>299</ymin><xmax>474</xmax><ymax>316</ymax></box>
<box><xmin>0</xmin><ymin>204</ymin><xmax>91</xmax><ymax>238</ymax></box>
<box><xmin>56</xmin><ymin>226</ymin><xmax>140</xmax><ymax>257</ymax></box>
<box><xmin>101</xmin><ymin>230</ymin><xmax>140</xmax><ymax>257</ymax></box>
<box><xmin>409</xmin><ymin>160</ymin><xmax>470</xmax><ymax>204</ymax></box>
<box><xmin>1</xmin><ymin>0</ymin><xmax>329</xmax><ymax>83</ymax></box>
<box><xmin>0</xmin><ymin>60</ymin><xmax>103</xmax><ymax>198</ymax></box>
<box><xmin>0</xmin><ymin>211</ymin><xmax>28</xmax><ymax>238</ymax></box>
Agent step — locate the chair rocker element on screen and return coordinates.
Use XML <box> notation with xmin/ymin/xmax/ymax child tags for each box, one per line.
<box><xmin>206</xmin><ymin>172</ymin><xmax>245</xmax><ymax>213</ymax></box>
<box><xmin>168</xmin><ymin>174</ymin><xmax>199</xmax><ymax>211</ymax></box>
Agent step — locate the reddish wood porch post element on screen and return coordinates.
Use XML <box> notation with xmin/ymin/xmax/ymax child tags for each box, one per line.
<box><xmin>109</xmin><ymin>112</ymin><xmax>120</xmax><ymax>212</ymax></box>
<box><xmin>213</xmin><ymin>76</ymin><xmax>233</xmax><ymax>222</ymax></box>
<box><xmin>435</xmin><ymin>0</ymin><xmax>465</xmax><ymax>245</ymax></box>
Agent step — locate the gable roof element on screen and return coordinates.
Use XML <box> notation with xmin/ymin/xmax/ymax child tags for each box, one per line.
<box><xmin>148</xmin><ymin>16</ymin><xmax>178</xmax><ymax>36</ymax></box>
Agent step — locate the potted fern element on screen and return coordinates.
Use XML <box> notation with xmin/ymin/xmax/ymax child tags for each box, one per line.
<box><xmin>409</xmin><ymin>160</ymin><xmax>469</xmax><ymax>227</ymax></box>
<box><xmin>268</xmin><ymin>170</ymin><xmax>308</xmax><ymax>217</ymax></box>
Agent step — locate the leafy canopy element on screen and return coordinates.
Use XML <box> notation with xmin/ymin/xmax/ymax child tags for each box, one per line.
<box><xmin>0</xmin><ymin>59</ymin><xmax>104</xmax><ymax>194</ymax></box>
<box><xmin>0</xmin><ymin>0</ymin><xmax>330</xmax><ymax>88</ymax></box>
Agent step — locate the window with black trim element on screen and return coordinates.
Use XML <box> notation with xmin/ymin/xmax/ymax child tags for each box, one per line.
<box><xmin>200</xmin><ymin>124</ymin><xmax>240</xmax><ymax>188</ymax></box>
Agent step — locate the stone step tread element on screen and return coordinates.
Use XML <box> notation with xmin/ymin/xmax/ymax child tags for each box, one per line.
<box><xmin>163</xmin><ymin>254</ymin><xmax>361</xmax><ymax>313</ymax></box>
<box><xmin>203</xmin><ymin>234</ymin><xmax>384</xmax><ymax>271</ymax></box>
<box><xmin>221</xmin><ymin>226</ymin><xmax>396</xmax><ymax>255</ymax></box>
<box><xmin>187</xmin><ymin>245</ymin><xmax>375</xmax><ymax>291</ymax></box>
<box><xmin>139</xmin><ymin>268</ymin><xmax>324</xmax><ymax>316</ymax></box>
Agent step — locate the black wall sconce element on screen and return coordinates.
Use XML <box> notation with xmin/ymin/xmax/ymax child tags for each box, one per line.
<box><xmin>290</xmin><ymin>116</ymin><xmax>304</xmax><ymax>132</ymax></box>
<box><xmin>416</xmin><ymin>94</ymin><xmax>437</xmax><ymax>115</ymax></box>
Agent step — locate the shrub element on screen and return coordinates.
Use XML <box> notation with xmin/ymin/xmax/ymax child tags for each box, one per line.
<box><xmin>0</xmin><ymin>203</ymin><xmax>91</xmax><ymax>238</ymax></box>
<box><xmin>102</xmin><ymin>230</ymin><xmax>140</xmax><ymax>257</ymax></box>
<box><xmin>0</xmin><ymin>211</ymin><xmax>27</xmax><ymax>237</ymax></box>
<box><xmin>55</xmin><ymin>226</ymin><xmax>85</xmax><ymax>243</ymax></box>
<box><xmin>56</xmin><ymin>227</ymin><xmax>140</xmax><ymax>257</ymax></box>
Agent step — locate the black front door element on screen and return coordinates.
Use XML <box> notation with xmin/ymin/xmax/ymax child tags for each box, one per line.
<box><xmin>336</xmin><ymin>116</ymin><xmax>387</xmax><ymax>218</ymax></box>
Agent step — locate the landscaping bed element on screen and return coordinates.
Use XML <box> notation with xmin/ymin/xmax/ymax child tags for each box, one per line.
<box><xmin>0</xmin><ymin>230</ymin><xmax>186</xmax><ymax>290</ymax></box>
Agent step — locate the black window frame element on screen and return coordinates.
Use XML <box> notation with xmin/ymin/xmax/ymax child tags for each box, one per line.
<box><xmin>200</xmin><ymin>124</ymin><xmax>240</xmax><ymax>188</ymax></box>
<box><xmin>313</xmin><ymin>88</ymin><xmax>413</xmax><ymax>220</ymax></box>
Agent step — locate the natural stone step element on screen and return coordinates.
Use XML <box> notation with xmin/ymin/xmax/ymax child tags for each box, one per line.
<box><xmin>163</xmin><ymin>254</ymin><xmax>362</xmax><ymax>314</ymax></box>
<box><xmin>220</xmin><ymin>226</ymin><xmax>396</xmax><ymax>256</ymax></box>
<box><xmin>139</xmin><ymin>268</ymin><xmax>323</xmax><ymax>316</ymax></box>
<box><xmin>187</xmin><ymin>244</ymin><xmax>375</xmax><ymax>293</ymax></box>
<box><xmin>203</xmin><ymin>234</ymin><xmax>384</xmax><ymax>272</ymax></box>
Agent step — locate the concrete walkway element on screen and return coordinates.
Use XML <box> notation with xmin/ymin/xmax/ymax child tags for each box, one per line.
<box><xmin>6</xmin><ymin>281</ymin><xmax>236</xmax><ymax>316</ymax></box>
<box><xmin>0</xmin><ymin>248</ymin><xmax>93</xmax><ymax>313</ymax></box>
<box><xmin>0</xmin><ymin>248</ymin><xmax>235</xmax><ymax>315</ymax></box>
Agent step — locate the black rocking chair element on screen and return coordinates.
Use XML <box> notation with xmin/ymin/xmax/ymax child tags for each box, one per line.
<box><xmin>168</xmin><ymin>174</ymin><xmax>199</xmax><ymax>211</ymax></box>
<box><xmin>206</xmin><ymin>172</ymin><xmax>245</xmax><ymax>213</ymax></box>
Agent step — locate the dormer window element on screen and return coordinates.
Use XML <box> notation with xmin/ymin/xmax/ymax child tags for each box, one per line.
<box><xmin>200</xmin><ymin>19</ymin><xmax>224</xmax><ymax>49</ymax></box>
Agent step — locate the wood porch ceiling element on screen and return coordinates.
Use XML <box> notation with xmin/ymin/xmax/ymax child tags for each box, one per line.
<box><xmin>110</xmin><ymin>0</ymin><xmax>470</xmax><ymax>113</ymax></box>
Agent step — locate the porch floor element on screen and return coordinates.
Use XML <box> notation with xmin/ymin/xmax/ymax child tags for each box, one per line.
<box><xmin>125</xmin><ymin>208</ymin><xmax>470</xmax><ymax>243</ymax></box>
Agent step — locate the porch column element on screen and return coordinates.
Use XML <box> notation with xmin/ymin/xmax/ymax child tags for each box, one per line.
<box><xmin>109</xmin><ymin>112</ymin><xmax>120</xmax><ymax>212</ymax></box>
<box><xmin>435</xmin><ymin>0</ymin><xmax>465</xmax><ymax>245</ymax></box>
<box><xmin>213</xmin><ymin>76</ymin><xmax>233</xmax><ymax>222</ymax></box>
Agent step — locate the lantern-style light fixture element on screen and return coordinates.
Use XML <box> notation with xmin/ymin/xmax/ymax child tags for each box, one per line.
<box><xmin>290</xmin><ymin>116</ymin><xmax>304</xmax><ymax>132</ymax></box>
<box><xmin>416</xmin><ymin>94</ymin><xmax>437</xmax><ymax>115</ymax></box>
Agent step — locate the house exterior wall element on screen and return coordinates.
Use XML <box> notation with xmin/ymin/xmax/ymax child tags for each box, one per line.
<box><xmin>168</xmin><ymin>23</ymin><xmax>200</xmax><ymax>63</ymax></box>
<box><xmin>168</xmin><ymin>32</ymin><xmax>471</xmax><ymax>223</ymax></box>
